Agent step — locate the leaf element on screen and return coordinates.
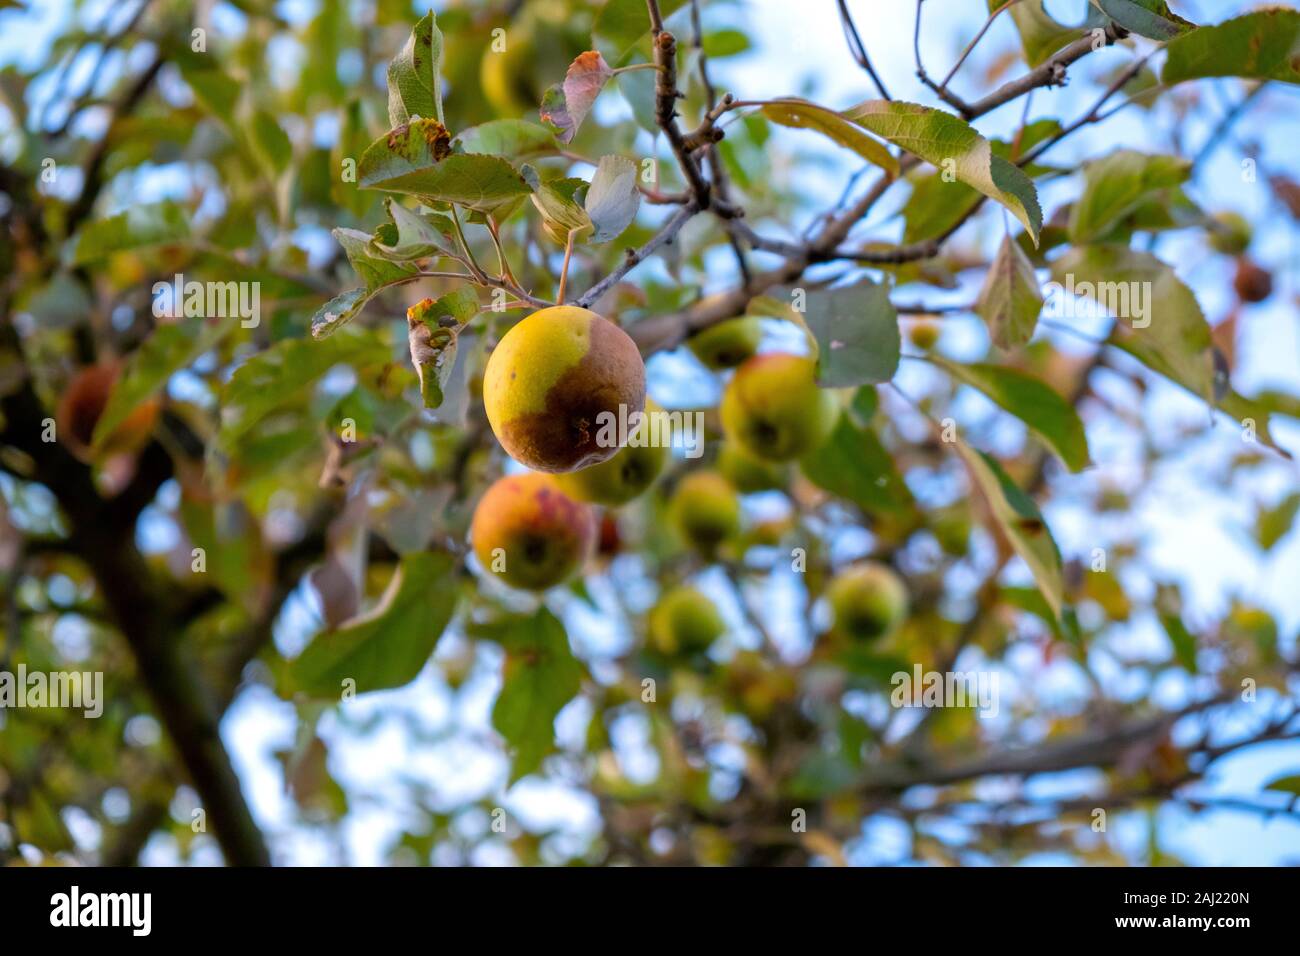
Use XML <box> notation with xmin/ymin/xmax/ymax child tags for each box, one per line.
<box><xmin>540</xmin><ymin>51</ymin><xmax>614</xmax><ymax>145</ymax></box>
<box><xmin>1068</xmin><ymin>150</ymin><xmax>1191</xmax><ymax>243</ymax></box>
<box><xmin>489</xmin><ymin>608</ymin><xmax>584</xmax><ymax>783</ymax></box>
<box><xmin>594</xmin><ymin>0</ymin><xmax>688</xmax><ymax>63</ymax></box>
<box><xmin>901</xmin><ymin>121</ymin><xmax>1061</xmax><ymax>243</ymax></box>
<box><xmin>800</xmin><ymin>413</ymin><xmax>913</xmax><ymax>515</ymax></box>
<box><xmin>220</xmin><ymin>328</ymin><xmax>391</xmax><ymax>447</ymax></box>
<box><xmin>1050</xmin><ymin>245</ymin><xmax>1214</xmax><ymax>400</ymax></box>
<box><xmin>406</xmin><ymin>289</ymin><xmax>479</xmax><ymax>409</ymax></box>
<box><xmin>996</xmin><ymin>0</ymin><xmax>1088</xmax><ymax>67</ymax></box>
<box><xmin>1091</xmin><ymin>0</ymin><xmax>1195</xmax><ymax>41</ymax></box>
<box><xmin>1159</xmin><ymin>611</ymin><xmax>1198</xmax><ymax>672</ymax></box>
<box><xmin>371</xmin><ymin>198</ymin><xmax>458</xmax><ymax>261</ymax></box>
<box><xmin>1255</xmin><ymin>492</ymin><xmax>1300</xmax><ymax>551</ymax></box>
<box><xmin>1264</xmin><ymin>774</ymin><xmax>1300</xmax><ymax>795</ymax></box>
<box><xmin>957</xmin><ymin>441</ymin><xmax>1065</xmax><ymax>621</ymax></box>
<box><xmin>311</xmin><ymin>288</ymin><xmax>370</xmax><ymax>339</ymax></box>
<box><xmin>180</xmin><ymin>496</ymin><xmax>270</xmax><ymax>614</ymax></box>
<box><xmin>92</xmin><ymin>318</ymin><xmax>229</xmax><ymax>449</ymax></box>
<box><xmin>1222</xmin><ymin>389</ymin><xmax>1293</xmax><ymax>459</ymax></box>
<box><xmin>703</xmin><ymin>29</ymin><xmax>750</xmax><ymax>58</ymax></box>
<box><xmin>177</xmin><ymin>52</ymin><xmax>240</xmax><ymax>127</ymax></box>
<box><xmin>1002</xmin><ymin>586</ymin><xmax>1082</xmax><ymax>645</ymax></box>
<box><xmin>387</xmin><ymin>12</ymin><xmax>444</xmax><ymax>127</ymax></box>
<box><xmin>803</xmin><ymin>280</ymin><xmax>900</xmax><ymax>387</ymax></box>
<box><xmin>332</xmin><ymin>98</ymin><xmax>374</xmax><ymax>218</ymax></box>
<box><xmin>250</xmin><ymin>109</ymin><xmax>292</xmax><ymax>175</ymax></box>
<box><xmin>292</xmin><ymin>552</ymin><xmax>458</xmax><ymax>697</ymax></box>
<box><xmin>333</xmin><ymin>227</ymin><xmax>417</xmax><ymax>290</ymax></box>
<box><xmin>843</xmin><ymin>100</ymin><xmax>1042</xmax><ymax>242</ymax></box>
<box><xmin>358</xmin><ymin>119</ymin><xmax>531</xmax><ymax>213</ymax></box>
<box><xmin>761</xmin><ymin>99</ymin><xmax>899</xmax><ymax>178</ymax></box>
<box><xmin>524</xmin><ymin>167</ymin><xmax>593</xmax><ymax>245</ymax></box>
<box><xmin>71</xmin><ymin>201</ymin><xmax>189</xmax><ymax>265</ymax></box>
<box><xmin>1162</xmin><ymin>9</ymin><xmax>1300</xmax><ymax>85</ymax></box>
<box><xmin>975</xmin><ymin>234</ymin><xmax>1044</xmax><ymax>349</ymax></box>
<box><xmin>933</xmin><ymin>358</ymin><xmax>1091</xmax><ymax>472</ymax></box>
<box><xmin>618</xmin><ymin>65</ymin><xmax>659</xmax><ymax>131</ymax></box>
<box><xmin>455</xmin><ymin>119</ymin><xmax>558</xmax><ymax>158</ymax></box>
<box><xmin>584</xmin><ymin>154</ymin><xmax>641</xmax><ymax>242</ymax></box>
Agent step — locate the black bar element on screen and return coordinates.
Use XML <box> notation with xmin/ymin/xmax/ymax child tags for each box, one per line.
<box><xmin>0</xmin><ymin>866</ymin><xmax>1280</xmax><ymax>941</ymax></box>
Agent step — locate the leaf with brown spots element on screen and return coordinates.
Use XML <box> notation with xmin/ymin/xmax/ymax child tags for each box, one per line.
<box><xmin>358</xmin><ymin>119</ymin><xmax>531</xmax><ymax>213</ymax></box>
<box><xmin>957</xmin><ymin>441</ymin><xmax>1065</xmax><ymax>622</ymax></box>
<box><xmin>387</xmin><ymin>12</ymin><xmax>445</xmax><ymax>127</ymax></box>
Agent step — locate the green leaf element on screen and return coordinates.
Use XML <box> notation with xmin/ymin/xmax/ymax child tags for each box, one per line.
<box><xmin>539</xmin><ymin>51</ymin><xmax>614</xmax><ymax>145</ymax></box>
<box><xmin>1264</xmin><ymin>774</ymin><xmax>1300</xmax><ymax>795</ymax></box>
<box><xmin>1162</xmin><ymin>9</ymin><xmax>1300</xmax><ymax>85</ymax></box>
<box><xmin>975</xmin><ymin>234</ymin><xmax>1044</xmax><ymax>349</ymax></box>
<box><xmin>220</xmin><ymin>328</ymin><xmax>391</xmax><ymax>447</ymax></box>
<box><xmin>901</xmin><ymin>122</ymin><xmax>1061</xmax><ymax>243</ymax></box>
<box><xmin>996</xmin><ymin>0</ymin><xmax>1088</xmax><ymax>67</ymax></box>
<box><xmin>1255</xmin><ymin>492</ymin><xmax>1300</xmax><ymax>551</ymax></box>
<box><xmin>291</xmin><ymin>552</ymin><xmax>459</xmax><ymax>697</ymax></box>
<box><xmin>803</xmin><ymin>280</ymin><xmax>900</xmax><ymax>387</ymax></box>
<box><xmin>761</xmin><ymin>99</ymin><xmax>899</xmax><ymax>178</ymax></box>
<box><xmin>524</xmin><ymin>168</ymin><xmax>593</xmax><ymax>245</ymax></box>
<box><xmin>1050</xmin><ymin>245</ymin><xmax>1214</xmax><ymax>400</ymax></box>
<box><xmin>1069</xmin><ymin>150</ymin><xmax>1191</xmax><ymax>243</ymax></box>
<box><xmin>584</xmin><ymin>154</ymin><xmax>640</xmax><ymax>243</ymax></box>
<box><xmin>250</xmin><ymin>109</ymin><xmax>292</xmax><ymax>175</ymax></box>
<box><xmin>92</xmin><ymin>318</ymin><xmax>229</xmax><ymax>449</ymax></box>
<box><xmin>332</xmin><ymin>98</ymin><xmax>374</xmax><ymax>218</ymax></box>
<box><xmin>71</xmin><ymin>201</ymin><xmax>189</xmax><ymax>265</ymax></box>
<box><xmin>618</xmin><ymin>65</ymin><xmax>658</xmax><ymax>132</ymax></box>
<box><xmin>333</xmin><ymin>227</ymin><xmax>418</xmax><ymax>289</ymax></box>
<box><xmin>1222</xmin><ymin>389</ymin><xmax>1293</xmax><ymax>459</ymax></box>
<box><xmin>1002</xmin><ymin>586</ymin><xmax>1081</xmax><ymax>645</ymax></box>
<box><xmin>177</xmin><ymin>52</ymin><xmax>240</xmax><ymax>127</ymax></box>
<box><xmin>933</xmin><ymin>358</ymin><xmax>1091</xmax><ymax>472</ymax></box>
<box><xmin>843</xmin><ymin>100</ymin><xmax>1042</xmax><ymax>242</ymax></box>
<box><xmin>594</xmin><ymin>0</ymin><xmax>688</xmax><ymax>63</ymax></box>
<box><xmin>957</xmin><ymin>441</ymin><xmax>1065</xmax><ymax>620</ymax></box>
<box><xmin>1092</xmin><ymin>0</ymin><xmax>1195</xmax><ymax>41</ymax></box>
<box><xmin>489</xmin><ymin>608</ymin><xmax>584</xmax><ymax>783</ymax></box>
<box><xmin>310</xmin><ymin>288</ymin><xmax>371</xmax><ymax>340</ymax></box>
<box><xmin>800</xmin><ymin>413</ymin><xmax>913</xmax><ymax>515</ymax></box>
<box><xmin>387</xmin><ymin>12</ymin><xmax>444</xmax><ymax>127</ymax></box>
<box><xmin>358</xmin><ymin>120</ymin><xmax>532</xmax><ymax>213</ymax></box>
<box><xmin>371</xmin><ymin>198</ymin><xmax>458</xmax><ymax>261</ymax></box>
<box><xmin>455</xmin><ymin>119</ymin><xmax>558</xmax><ymax>159</ymax></box>
<box><xmin>1159</xmin><ymin>611</ymin><xmax>1198</xmax><ymax>672</ymax></box>
<box><xmin>702</xmin><ymin>29</ymin><xmax>750</xmax><ymax>58</ymax></box>
<box><xmin>180</xmin><ymin>497</ymin><xmax>268</xmax><ymax>614</ymax></box>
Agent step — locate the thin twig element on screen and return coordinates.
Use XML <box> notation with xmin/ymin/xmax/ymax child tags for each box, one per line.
<box><xmin>836</xmin><ymin>0</ymin><xmax>891</xmax><ymax>100</ymax></box>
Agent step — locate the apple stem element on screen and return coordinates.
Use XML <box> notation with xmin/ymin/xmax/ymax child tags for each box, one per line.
<box><xmin>557</xmin><ymin>229</ymin><xmax>577</xmax><ymax>304</ymax></box>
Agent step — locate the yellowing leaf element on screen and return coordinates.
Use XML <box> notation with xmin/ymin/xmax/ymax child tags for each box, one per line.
<box><xmin>975</xmin><ymin>234</ymin><xmax>1043</xmax><ymax>349</ymax></box>
<box><xmin>761</xmin><ymin>99</ymin><xmax>899</xmax><ymax>177</ymax></box>
<box><xmin>957</xmin><ymin>441</ymin><xmax>1065</xmax><ymax>621</ymax></box>
<box><xmin>933</xmin><ymin>358</ymin><xmax>1091</xmax><ymax>472</ymax></box>
<box><xmin>844</xmin><ymin>100</ymin><xmax>1042</xmax><ymax>242</ymax></box>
